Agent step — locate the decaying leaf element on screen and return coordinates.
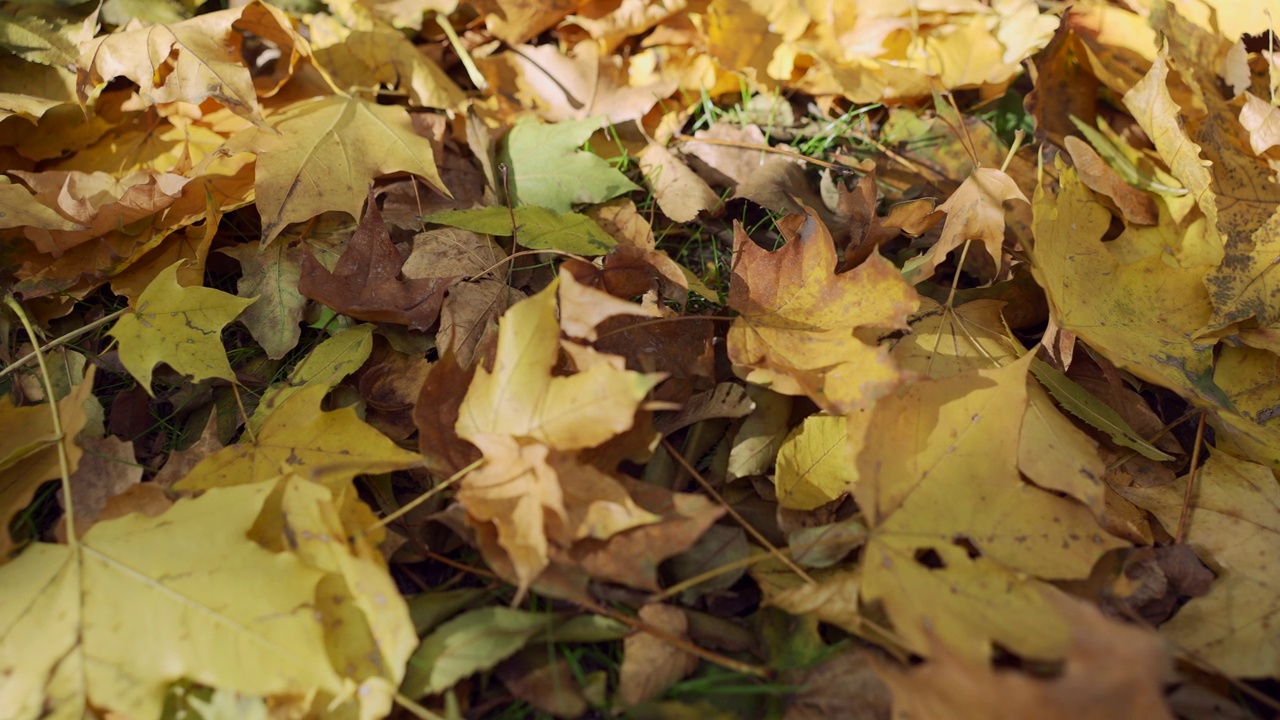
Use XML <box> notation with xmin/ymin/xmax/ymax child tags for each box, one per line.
<box><xmin>299</xmin><ymin>192</ymin><xmax>456</xmax><ymax>331</ymax></box>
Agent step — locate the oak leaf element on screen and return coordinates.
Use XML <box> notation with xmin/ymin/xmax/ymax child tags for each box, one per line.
<box><xmin>726</xmin><ymin>207</ymin><xmax>918</xmax><ymax>413</ymax></box>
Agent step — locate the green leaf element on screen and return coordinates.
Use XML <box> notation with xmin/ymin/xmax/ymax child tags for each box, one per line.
<box><xmin>498</xmin><ymin>116</ymin><xmax>641</xmax><ymax>213</ymax></box>
<box><xmin>424</xmin><ymin>206</ymin><xmax>616</xmax><ymax>255</ymax></box>
<box><xmin>0</xmin><ymin>16</ymin><xmax>77</xmax><ymax>67</ymax></box>
<box><xmin>401</xmin><ymin>607</ymin><xmax>551</xmax><ymax>696</ymax></box>
<box><xmin>109</xmin><ymin>261</ymin><xmax>257</xmax><ymax>395</ymax></box>
<box><xmin>406</xmin><ymin>589</ymin><xmax>488</xmax><ymax>636</ymax></box>
<box><xmin>1030</xmin><ymin>359</ymin><xmax>1174</xmax><ymax>461</ymax></box>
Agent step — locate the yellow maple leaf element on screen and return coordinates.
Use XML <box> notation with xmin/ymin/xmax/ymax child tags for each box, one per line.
<box><xmin>228</xmin><ymin>95</ymin><xmax>448</xmax><ymax>246</ymax></box>
<box><xmin>109</xmin><ymin>261</ymin><xmax>256</xmax><ymax>395</ymax></box>
<box><xmin>855</xmin><ymin>355</ymin><xmax>1127</xmax><ymax>664</ymax></box>
<box><xmin>177</xmin><ymin>384</ymin><xmax>422</xmax><ymax>494</ymax></box>
<box><xmin>75</xmin><ymin>3</ymin><xmax>291</xmax><ymax>124</ymax></box>
<box><xmin>0</xmin><ymin>371</ymin><xmax>93</xmax><ymax>560</ymax></box>
<box><xmin>726</xmin><ymin>207</ymin><xmax>919</xmax><ymax>413</ymax></box>
<box><xmin>457</xmin><ymin>278</ymin><xmax>662</xmax><ymax>450</ymax></box>
<box><xmin>453</xmin><ymin>279</ymin><xmax>663</xmax><ymax>595</ymax></box>
<box><xmin>1029</xmin><ymin>161</ymin><xmax>1221</xmax><ymax>404</ymax></box>
<box><xmin>1119</xmin><ymin>450</ymin><xmax>1280</xmax><ymax>677</ymax></box>
<box><xmin>904</xmin><ymin>167</ymin><xmax>1029</xmax><ymax>285</ymax></box>
<box><xmin>0</xmin><ymin>476</ymin><xmax>414</xmax><ymax>719</ymax></box>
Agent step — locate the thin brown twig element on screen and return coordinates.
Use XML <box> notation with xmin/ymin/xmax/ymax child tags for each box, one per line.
<box><xmin>575</xmin><ymin>597</ymin><xmax>774</xmax><ymax>679</ymax></box>
<box><xmin>671</xmin><ymin>133</ymin><xmax>850</xmax><ymax>172</ymax></box>
<box><xmin>1175</xmin><ymin>412</ymin><xmax>1208</xmax><ymax>544</ymax></box>
<box><xmin>660</xmin><ymin>437</ymin><xmax>815</xmax><ymax>585</ymax></box>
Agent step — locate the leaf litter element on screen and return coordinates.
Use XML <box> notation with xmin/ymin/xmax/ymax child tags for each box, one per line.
<box><xmin>2</xmin><ymin>0</ymin><xmax>1280</xmax><ymax>717</ymax></box>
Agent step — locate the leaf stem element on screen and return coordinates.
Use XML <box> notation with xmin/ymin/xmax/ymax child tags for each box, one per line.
<box><xmin>0</xmin><ymin>307</ymin><xmax>127</xmax><ymax>380</ymax></box>
<box><xmin>1175</xmin><ymin>412</ymin><xmax>1207</xmax><ymax>544</ymax></box>
<box><xmin>360</xmin><ymin>458</ymin><xmax>484</xmax><ymax>537</ymax></box>
<box><xmin>435</xmin><ymin>13</ymin><xmax>487</xmax><ymax>92</ymax></box>
<box><xmin>5</xmin><ymin>296</ymin><xmax>77</xmax><ymax>548</ymax></box>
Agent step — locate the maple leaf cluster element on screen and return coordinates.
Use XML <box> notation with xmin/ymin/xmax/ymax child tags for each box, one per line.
<box><xmin>2</xmin><ymin>0</ymin><xmax>1280</xmax><ymax>718</ymax></box>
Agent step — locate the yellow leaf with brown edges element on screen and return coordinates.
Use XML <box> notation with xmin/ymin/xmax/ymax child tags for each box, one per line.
<box><xmin>726</xmin><ymin>207</ymin><xmax>918</xmax><ymax>413</ymax></box>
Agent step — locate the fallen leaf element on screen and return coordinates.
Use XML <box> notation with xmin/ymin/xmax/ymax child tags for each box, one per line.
<box><xmin>727</xmin><ymin>207</ymin><xmax>918</xmax><ymax>413</ymax></box>
<box><xmin>108</xmin><ymin>261</ymin><xmax>256</xmax><ymax>394</ymax></box>
<box><xmin>401</xmin><ymin>606</ymin><xmax>551</xmax><ymax>697</ymax></box>
<box><xmin>1118</xmin><ymin>450</ymin><xmax>1280</xmax><ymax>676</ymax></box>
<box><xmin>230</xmin><ymin>96</ymin><xmax>447</xmax><ymax>245</ymax></box>
<box><xmin>0</xmin><ymin>476</ymin><xmax>411</xmax><ymax>719</ymax></box>
<box><xmin>1063</xmin><ymin>135</ymin><xmax>1158</xmax><ymax>225</ymax></box>
<box><xmin>220</xmin><ymin>241</ymin><xmax>305</xmax><ymax>360</ymax></box>
<box><xmin>299</xmin><ymin>192</ymin><xmax>457</xmax><ymax>331</ymax></box>
<box><xmin>1029</xmin><ymin>160</ymin><xmax>1222</xmax><ymax>406</ymax></box>
<box><xmin>876</xmin><ymin>591</ymin><xmax>1173</xmax><ymax>720</ymax></box>
<box><xmin>176</xmin><ymin>384</ymin><xmax>422</xmax><ymax>494</ymax></box>
<box><xmin>775</xmin><ymin>414</ymin><xmax>856</xmax><ymax>511</ymax></box>
<box><xmin>424</xmin><ymin>206</ymin><xmax>618</xmax><ymax>255</ymax></box>
<box><xmin>856</xmin><ymin>355</ymin><xmax>1126</xmax><ymax>663</ymax></box>
<box><xmin>56</xmin><ymin>435</ymin><xmax>141</xmax><ymax>540</ymax></box>
<box><xmin>727</xmin><ymin>386</ymin><xmax>793</xmax><ymax>481</ymax></box>
<box><xmin>497</xmin><ymin>116</ymin><xmax>641</xmax><ymax>213</ymax></box>
<box><xmin>457</xmin><ymin>279</ymin><xmax>661</xmax><ymax>450</ymax></box>
<box><xmin>496</xmin><ymin>647</ymin><xmax>589</xmax><ymax>718</ymax></box>
<box><xmin>904</xmin><ymin>167</ymin><xmax>1028</xmax><ymax>285</ymax></box>
<box><xmin>480</xmin><ymin>39</ymin><xmax>678</xmax><ymax>123</ymax></box>
<box><xmin>10</xmin><ymin>169</ymin><xmax>189</xmax><ymax>257</ymax></box>
<box><xmin>0</xmin><ymin>371</ymin><xmax>92</xmax><ymax>560</ymax></box>
<box><xmin>618</xmin><ymin>604</ymin><xmax>699</xmax><ymax>707</ymax></box>
<box><xmin>75</xmin><ymin>6</ymin><xmax>271</xmax><ymax>123</ymax></box>
<box><xmin>249</xmin><ymin>323</ymin><xmax>375</xmax><ymax>432</ymax></box>
<box><xmin>639</xmin><ymin>141</ymin><xmax>720</xmax><ymax>222</ymax></box>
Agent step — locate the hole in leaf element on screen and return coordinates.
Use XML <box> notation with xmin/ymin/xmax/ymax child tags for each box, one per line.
<box><xmin>913</xmin><ymin>548</ymin><xmax>945</xmax><ymax>569</ymax></box>
<box><xmin>951</xmin><ymin>535</ymin><xmax>981</xmax><ymax>559</ymax></box>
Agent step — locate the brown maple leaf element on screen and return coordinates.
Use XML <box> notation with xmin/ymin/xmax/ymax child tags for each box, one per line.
<box><xmin>299</xmin><ymin>190</ymin><xmax>458</xmax><ymax>331</ymax></box>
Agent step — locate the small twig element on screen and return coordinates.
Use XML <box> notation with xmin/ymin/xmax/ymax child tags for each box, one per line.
<box><xmin>360</xmin><ymin>458</ymin><xmax>484</xmax><ymax>537</ymax></box>
<box><xmin>1175</xmin><ymin>413</ymin><xmax>1208</xmax><ymax>544</ymax></box>
<box><xmin>467</xmin><ymin>248</ymin><xmax>583</xmax><ymax>282</ymax></box>
<box><xmin>576</xmin><ymin>597</ymin><xmax>774</xmax><ymax>679</ymax></box>
<box><xmin>671</xmin><ymin>133</ymin><xmax>851</xmax><ymax>172</ymax></box>
<box><xmin>0</xmin><ymin>307</ymin><xmax>127</xmax><ymax>380</ymax></box>
<box><xmin>661</xmin><ymin>437</ymin><xmax>815</xmax><ymax>585</ymax></box>
<box><xmin>1000</xmin><ymin>129</ymin><xmax>1026</xmax><ymax>173</ymax></box>
<box><xmin>230</xmin><ymin>383</ymin><xmax>255</xmax><ymax>443</ymax></box>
